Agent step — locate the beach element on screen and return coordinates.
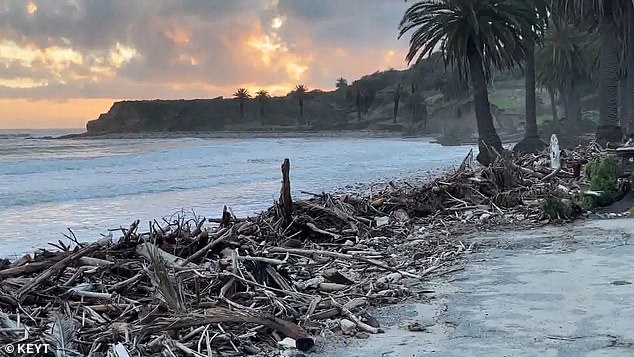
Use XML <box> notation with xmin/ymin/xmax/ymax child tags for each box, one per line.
<box><xmin>0</xmin><ymin>132</ymin><xmax>623</xmax><ymax>356</ymax></box>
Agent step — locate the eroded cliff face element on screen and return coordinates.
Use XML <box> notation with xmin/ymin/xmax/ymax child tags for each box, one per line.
<box><xmin>86</xmin><ymin>96</ymin><xmax>347</xmax><ymax>134</ymax></box>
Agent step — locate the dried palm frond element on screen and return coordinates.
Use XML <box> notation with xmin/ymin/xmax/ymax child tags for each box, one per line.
<box><xmin>145</xmin><ymin>245</ymin><xmax>186</xmax><ymax>313</ymax></box>
<box><xmin>47</xmin><ymin>314</ymin><xmax>78</xmax><ymax>357</ymax></box>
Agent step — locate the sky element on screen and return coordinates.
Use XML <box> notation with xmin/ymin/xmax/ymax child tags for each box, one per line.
<box><xmin>0</xmin><ymin>0</ymin><xmax>411</xmax><ymax>129</ymax></box>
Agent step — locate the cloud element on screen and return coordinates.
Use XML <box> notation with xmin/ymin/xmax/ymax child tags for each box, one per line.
<box><xmin>0</xmin><ymin>0</ymin><xmax>410</xmax><ymax>102</ymax></box>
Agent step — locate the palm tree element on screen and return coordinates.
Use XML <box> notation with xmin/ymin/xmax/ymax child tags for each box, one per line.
<box><xmin>335</xmin><ymin>78</ymin><xmax>348</xmax><ymax>89</ymax></box>
<box><xmin>399</xmin><ymin>0</ymin><xmax>538</xmax><ymax>164</ymax></box>
<box><xmin>514</xmin><ymin>0</ymin><xmax>550</xmax><ymax>153</ymax></box>
<box><xmin>255</xmin><ymin>90</ymin><xmax>270</xmax><ymax>126</ymax></box>
<box><xmin>552</xmin><ymin>0</ymin><xmax>627</xmax><ymax>145</ymax></box>
<box><xmin>535</xmin><ymin>18</ymin><xmax>598</xmax><ymax>133</ymax></box>
<box><xmin>295</xmin><ymin>84</ymin><xmax>307</xmax><ymax>125</ymax></box>
<box><xmin>394</xmin><ymin>83</ymin><xmax>402</xmax><ymax>123</ymax></box>
<box><xmin>233</xmin><ymin>88</ymin><xmax>251</xmax><ymax>118</ymax></box>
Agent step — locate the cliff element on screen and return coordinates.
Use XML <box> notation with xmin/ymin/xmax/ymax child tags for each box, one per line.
<box><xmin>86</xmin><ymin>94</ymin><xmax>348</xmax><ymax>134</ymax></box>
<box><xmin>86</xmin><ymin>53</ymin><xmax>528</xmax><ymax>137</ymax></box>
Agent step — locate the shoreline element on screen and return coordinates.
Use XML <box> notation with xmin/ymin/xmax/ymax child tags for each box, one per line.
<box><xmin>56</xmin><ymin>129</ymin><xmax>418</xmax><ymax>140</ymax></box>
<box><xmin>52</xmin><ymin>129</ymin><xmax>524</xmax><ymax>147</ymax></box>
<box><xmin>0</xmin><ymin>143</ymin><xmax>616</xmax><ymax>356</ymax></box>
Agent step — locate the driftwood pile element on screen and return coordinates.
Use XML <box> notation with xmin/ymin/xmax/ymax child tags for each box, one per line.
<box><xmin>0</xmin><ymin>143</ymin><xmax>608</xmax><ymax>356</ymax></box>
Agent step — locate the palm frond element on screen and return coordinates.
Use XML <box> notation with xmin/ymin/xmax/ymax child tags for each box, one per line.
<box><xmin>398</xmin><ymin>0</ymin><xmax>546</xmax><ymax>81</ymax></box>
<box><xmin>233</xmin><ymin>88</ymin><xmax>251</xmax><ymax>99</ymax></box>
<box><xmin>145</xmin><ymin>245</ymin><xmax>186</xmax><ymax>313</ymax></box>
<box><xmin>535</xmin><ymin>18</ymin><xmax>599</xmax><ymax>89</ymax></box>
<box><xmin>48</xmin><ymin>314</ymin><xmax>77</xmax><ymax>357</ymax></box>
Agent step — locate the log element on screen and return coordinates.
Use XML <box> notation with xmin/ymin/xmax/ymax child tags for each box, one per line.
<box><xmin>322</xmin><ymin>268</ymin><xmax>354</xmax><ymax>285</ymax></box>
<box><xmin>15</xmin><ymin>238</ymin><xmax>110</xmax><ymax>299</ymax></box>
<box><xmin>205</xmin><ymin>307</ymin><xmax>314</xmax><ymax>352</ymax></box>
<box><xmin>269</xmin><ymin>247</ymin><xmax>422</xmax><ymax>279</ymax></box>
<box><xmin>179</xmin><ymin>228</ymin><xmax>231</xmax><ymax>266</ymax></box>
<box><xmin>278</xmin><ymin>158</ymin><xmax>293</xmax><ymax>225</ymax></box>
<box><xmin>330</xmin><ymin>298</ymin><xmax>381</xmax><ymax>334</ymax></box>
<box><xmin>0</xmin><ymin>252</ymin><xmax>70</xmax><ymax>279</ymax></box>
<box><xmin>220</xmin><ymin>205</ymin><xmax>232</xmax><ymax>228</ymax></box>
<box><xmin>136</xmin><ymin>243</ymin><xmax>200</xmax><ymax>270</ymax></box>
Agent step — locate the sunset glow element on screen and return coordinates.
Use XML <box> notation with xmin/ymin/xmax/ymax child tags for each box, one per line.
<box><xmin>26</xmin><ymin>1</ymin><xmax>37</xmax><ymax>15</ymax></box>
<box><xmin>0</xmin><ymin>0</ymin><xmax>409</xmax><ymax>129</ymax></box>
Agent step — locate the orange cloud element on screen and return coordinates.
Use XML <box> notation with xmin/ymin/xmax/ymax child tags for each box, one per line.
<box><xmin>164</xmin><ymin>26</ymin><xmax>191</xmax><ymax>45</ymax></box>
<box><xmin>0</xmin><ymin>1</ymin><xmax>412</xmax><ymax>128</ymax></box>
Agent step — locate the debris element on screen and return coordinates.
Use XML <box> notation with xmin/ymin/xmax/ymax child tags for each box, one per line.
<box><xmin>374</xmin><ymin>216</ymin><xmax>390</xmax><ymax>227</ymax></box>
<box><xmin>340</xmin><ymin>319</ymin><xmax>357</xmax><ymax>335</ymax></box>
<box><xmin>407</xmin><ymin>322</ymin><xmax>427</xmax><ymax>332</ymax></box>
<box><xmin>278</xmin><ymin>337</ymin><xmax>297</xmax><ymax>349</ymax></box>
<box><xmin>0</xmin><ymin>143</ymin><xmax>613</xmax><ymax>355</ymax></box>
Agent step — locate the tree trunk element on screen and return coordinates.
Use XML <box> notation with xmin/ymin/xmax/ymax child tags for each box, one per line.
<box><xmin>260</xmin><ymin>103</ymin><xmax>265</xmax><ymax>126</ymax></box>
<box><xmin>393</xmin><ymin>94</ymin><xmax>400</xmax><ymax>124</ymax></box>
<box><xmin>467</xmin><ymin>38</ymin><xmax>502</xmax><ymax>165</ymax></box>
<box><xmin>239</xmin><ymin>101</ymin><xmax>244</xmax><ymax>118</ymax></box>
<box><xmin>410</xmin><ymin>82</ymin><xmax>418</xmax><ymax>124</ymax></box>
<box><xmin>562</xmin><ymin>78</ymin><xmax>582</xmax><ymax>133</ymax></box>
<box><xmin>299</xmin><ymin>99</ymin><xmax>304</xmax><ymax>125</ymax></box>
<box><xmin>514</xmin><ymin>40</ymin><xmax>545</xmax><ymax>153</ymax></box>
<box><xmin>628</xmin><ymin>2</ymin><xmax>634</xmax><ymax>137</ymax></box>
<box><xmin>356</xmin><ymin>88</ymin><xmax>362</xmax><ymax>121</ymax></box>
<box><xmin>524</xmin><ymin>41</ymin><xmax>538</xmax><ymax>139</ymax></box>
<box><xmin>549</xmin><ymin>88</ymin><xmax>558</xmax><ymax>123</ymax></box>
<box><xmin>278</xmin><ymin>159</ymin><xmax>292</xmax><ymax>226</ymax></box>
<box><xmin>596</xmin><ymin>3</ymin><xmax>623</xmax><ymax>145</ymax></box>
<box><xmin>421</xmin><ymin>100</ymin><xmax>428</xmax><ymax>131</ymax></box>
<box><xmin>620</xmin><ymin>74</ymin><xmax>628</xmax><ymax>128</ymax></box>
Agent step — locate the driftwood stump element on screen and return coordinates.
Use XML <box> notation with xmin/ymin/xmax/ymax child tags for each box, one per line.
<box><xmin>278</xmin><ymin>158</ymin><xmax>293</xmax><ymax>225</ymax></box>
<box><xmin>220</xmin><ymin>205</ymin><xmax>232</xmax><ymax>228</ymax></box>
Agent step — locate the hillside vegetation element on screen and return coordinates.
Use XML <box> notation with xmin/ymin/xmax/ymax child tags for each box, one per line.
<box><xmin>87</xmin><ymin>53</ymin><xmax>569</xmax><ymax>143</ymax></box>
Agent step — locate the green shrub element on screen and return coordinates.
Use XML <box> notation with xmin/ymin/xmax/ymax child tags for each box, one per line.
<box><xmin>585</xmin><ymin>157</ymin><xmax>619</xmax><ymax>207</ymax></box>
<box><xmin>541</xmin><ymin>195</ymin><xmax>572</xmax><ymax>220</ymax></box>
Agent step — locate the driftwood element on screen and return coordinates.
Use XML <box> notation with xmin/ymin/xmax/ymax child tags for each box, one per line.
<box><xmin>0</xmin><ymin>145</ymin><xmax>610</xmax><ymax>356</ymax></box>
<box><xmin>278</xmin><ymin>158</ymin><xmax>293</xmax><ymax>225</ymax></box>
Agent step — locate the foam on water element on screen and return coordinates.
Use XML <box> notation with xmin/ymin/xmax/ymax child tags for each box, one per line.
<box><xmin>0</xmin><ymin>131</ymin><xmax>475</xmax><ymax>257</ymax></box>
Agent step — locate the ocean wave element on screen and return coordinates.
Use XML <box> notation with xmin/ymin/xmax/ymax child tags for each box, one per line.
<box><xmin>0</xmin><ymin>133</ymin><xmax>31</xmax><ymax>139</ymax></box>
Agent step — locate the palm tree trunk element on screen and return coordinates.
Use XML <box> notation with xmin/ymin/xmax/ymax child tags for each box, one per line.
<box><xmin>260</xmin><ymin>103</ymin><xmax>265</xmax><ymax>125</ymax></box>
<box><xmin>596</xmin><ymin>3</ymin><xmax>622</xmax><ymax>145</ymax></box>
<box><xmin>620</xmin><ymin>74</ymin><xmax>628</xmax><ymax>128</ymax></box>
<box><xmin>239</xmin><ymin>101</ymin><xmax>244</xmax><ymax>118</ymax></box>
<box><xmin>549</xmin><ymin>88</ymin><xmax>558</xmax><ymax>123</ymax></box>
<box><xmin>627</xmin><ymin>2</ymin><xmax>634</xmax><ymax>137</ymax></box>
<box><xmin>514</xmin><ymin>41</ymin><xmax>545</xmax><ymax>153</ymax></box>
<box><xmin>467</xmin><ymin>39</ymin><xmax>502</xmax><ymax>164</ymax></box>
<box><xmin>356</xmin><ymin>89</ymin><xmax>362</xmax><ymax>121</ymax></box>
<box><xmin>562</xmin><ymin>78</ymin><xmax>582</xmax><ymax>132</ymax></box>
<box><xmin>524</xmin><ymin>43</ymin><xmax>538</xmax><ymax>138</ymax></box>
<box><xmin>524</xmin><ymin>41</ymin><xmax>538</xmax><ymax>139</ymax></box>
<box><xmin>299</xmin><ymin>100</ymin><xmax>304</xmax><ymax>125</ymax></box>
<box><xmin>421</xmin><ymin>100</ymin><xmax>428</xmax><ymax>131</ymax></box>
<box><xmin>393</xmin><ymin>96</ymin><xmax>399</xmax><ymax>123</ymax></box>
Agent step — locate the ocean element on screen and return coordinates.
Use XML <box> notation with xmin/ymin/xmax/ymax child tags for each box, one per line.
<box><xmin>0</xmin><ymin>129</ymin><xmax>475</xmax><ymax>257</ymax></box>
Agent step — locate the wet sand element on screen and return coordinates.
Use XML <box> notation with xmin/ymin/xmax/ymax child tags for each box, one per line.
<box><xmin>317</xmin><ymin>218</ymin><xmax>634</xmax><ymax>356</ymax></box>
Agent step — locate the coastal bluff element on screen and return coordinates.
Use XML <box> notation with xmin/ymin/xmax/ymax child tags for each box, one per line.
<box><xmin>86</xmin><ymin>95</ymin><xmax>347</xmax><ymax>134</ymax></box>
<box><xmin>85</xmin><ymin>56</ymin><xmax>526</xmax><ymax>138</ymax></box>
